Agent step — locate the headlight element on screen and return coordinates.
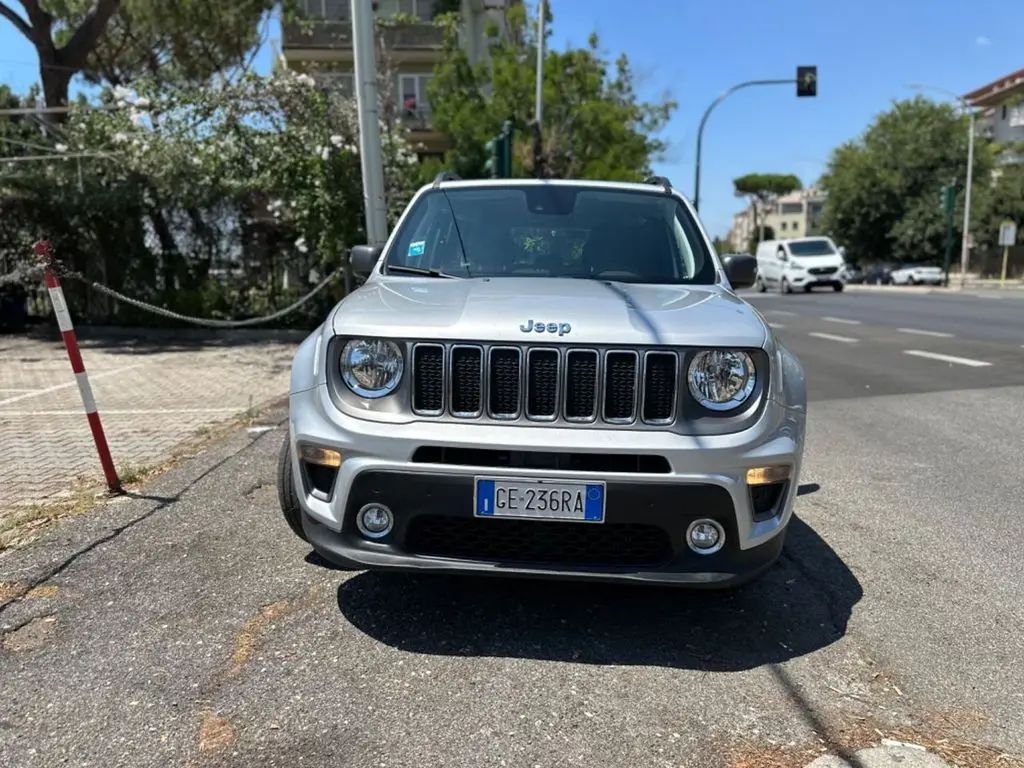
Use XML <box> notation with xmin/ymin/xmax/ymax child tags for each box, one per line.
<box><xmin>687</xmin><ymin>350</ymin><xmax>756</xmax><ymax>411</ymax></box>
<box><xmin>340</xmin><ymin>338</ymin><xmax>404</xmax><ymax>398</ymax></box>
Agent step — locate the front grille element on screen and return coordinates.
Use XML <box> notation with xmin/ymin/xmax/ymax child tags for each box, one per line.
<box><xmin>410</xmin><ymin>343</ymin><xmax>680</xmax><ymax>426</ymax></box>
<box><xmin>404</xmin><ymin>515</ymin><xmax>673</xmax><ymax>567</ymax></box>
<box><xmin>808</xmin><ymin>266</ymin><xmax>838</xmax><ymax>276</ymax></box>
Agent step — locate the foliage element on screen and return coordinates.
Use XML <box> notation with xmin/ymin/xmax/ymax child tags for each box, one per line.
<box><xmin>818</xmin><ymin>96</ymin><xmax>994</xmax><ymax>265</ymax></box>
<box><xmin>0</xmin><ymin>69</ymin><xmax>419</xmax><ymax>325</ymax></box>
<box><xmin>747</xmin><ymin>225</ymin><xmax>776</xmax><ymax>255</ymax></box>
<box><xmin>426</xmin><ymin>1</ymin><xmax>676</xmax><ymax>181</ymax></box>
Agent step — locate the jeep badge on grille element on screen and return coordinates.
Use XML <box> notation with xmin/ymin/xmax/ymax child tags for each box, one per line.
<box><xmin>519</xmin><ymin>320</ymin><xmax>572</xmax><ymax>336</ymax></box>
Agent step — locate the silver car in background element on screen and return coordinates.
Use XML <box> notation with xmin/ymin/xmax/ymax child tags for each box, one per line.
<box><xmin>278</xmin><ymin>175</ymin><xmax>807</xmax><ymax>588</ymax></box>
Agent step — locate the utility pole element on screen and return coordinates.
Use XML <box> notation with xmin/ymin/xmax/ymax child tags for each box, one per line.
<box><xmin>693</xmin><ymin>67</ymin><xmax>817</xmax><ymax>212</ymax></box>
<box><xmin>351</xmin><ymin>0</ymin><xmax>389</xmax><ymax>248</ymax></box>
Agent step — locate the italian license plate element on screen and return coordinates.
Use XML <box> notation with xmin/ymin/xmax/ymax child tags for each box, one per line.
<box><xmin>474</xmin><ymin>478</ymin><xmax>605</xmax><ymax>522</ymax></box>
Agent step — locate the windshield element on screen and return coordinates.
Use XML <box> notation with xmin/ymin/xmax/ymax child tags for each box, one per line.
<box><xmin>382</xmin><ymin>185</ymin><xmax>718</xmax><ymax>284</ymax></box>
<box><xmin>786</xmin><ymin>238</ymin><xmax>837</xmax><ymax>257</ymax></box>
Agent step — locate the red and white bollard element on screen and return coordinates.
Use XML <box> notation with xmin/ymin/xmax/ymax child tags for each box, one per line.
<box><xmin>33</xmin><ymin>240</ymin><xmax>121</xmax><ymax>493</ymax></box>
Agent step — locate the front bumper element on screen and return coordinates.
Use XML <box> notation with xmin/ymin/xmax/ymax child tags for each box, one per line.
<box><xmin>287</xmin><ymin>385</ymin><xmax>805</xmax><ymax>587</ymax></box>
<box><xmin>789</xmin><ymin>272</ymin><xmax>840</xmax><ymax>288</ymax></box>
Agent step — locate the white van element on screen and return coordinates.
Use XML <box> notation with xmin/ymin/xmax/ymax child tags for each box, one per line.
<box><xmin>754</xmin><ymin>236</ymin><xmax>846</xmax><ymax>294</ymax></box>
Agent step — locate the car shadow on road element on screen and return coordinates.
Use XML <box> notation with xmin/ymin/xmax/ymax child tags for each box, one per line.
<box><xmin>335</xmin><ymin>514</ymin><xmax>861</xmax><ymax>672</ymax></box>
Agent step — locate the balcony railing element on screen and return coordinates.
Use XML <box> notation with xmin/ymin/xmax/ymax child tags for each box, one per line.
<box><xmin>397</xmin><ymin>107</ymin><xmax>438</xmax><ymax>132</ymax></box>
<box><xmin>282</xmin><ymin>19</ymin><xmax>445</xmax><ymax>50</ymax></box>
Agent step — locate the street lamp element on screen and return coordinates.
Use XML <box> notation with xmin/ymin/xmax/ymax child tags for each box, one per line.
<box><xmin>907</xmin><ymin>83</ymin><xmax>976</xmax><ymax>288</ymax></box>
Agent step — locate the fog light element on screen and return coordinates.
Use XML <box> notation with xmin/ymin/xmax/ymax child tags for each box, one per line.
<box><xmin>356</xmin><ymin>503</ymin><xmax>394</xmax><ymax>539</ymax></box>
<box><xmin>686</xmin><ymin>518</ymin><xmax>725</xmax><ymax>555</ymax></box>
<box><xmin>746</xmin><ymin>465</ymin><xmax>791</xmax><ymax>486</ymax></box>
<box><xmin>300</xmin><ymin>444</ymin><xmax>342</xmax><ymax>468</ymax></box>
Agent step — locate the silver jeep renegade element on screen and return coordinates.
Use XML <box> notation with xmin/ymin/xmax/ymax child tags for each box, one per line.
<box><xmin>277</xmin><ymin>175</ymin><xmax>807</xmax><ymax>588</ymax></box>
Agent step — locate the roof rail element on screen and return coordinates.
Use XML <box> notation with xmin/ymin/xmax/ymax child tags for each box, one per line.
<box><xmin>643</xmin><ymin>175</ymin><xmax>673</xmax><ymax>193</ymax></box>
<box><xmin>431</xmin><ymin>171</ymin><xmax>462</xmax><ymax>188</ymax></box>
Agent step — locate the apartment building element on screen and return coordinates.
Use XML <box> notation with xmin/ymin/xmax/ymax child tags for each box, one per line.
<box><xmin>964</xmin><ymin>67</ymin><xmax>1024</xmax><ymax>165</ymax></box>
<box><xmin>727</xmin><ymin>186</ymin><xmax>827</xmax><ymax>251</ymax></box>
<box><xmin>281</xmin><ymin>0</ymin><xmax>513</xmax><ymax>157</ymax></box>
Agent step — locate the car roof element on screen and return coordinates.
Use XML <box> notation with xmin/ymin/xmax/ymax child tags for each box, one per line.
<box><xmin>425</xmin><ymin>177</ymin><xmax>689</xmax><ymax>198</ymax></box>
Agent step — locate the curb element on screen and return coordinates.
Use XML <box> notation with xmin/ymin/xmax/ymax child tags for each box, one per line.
<box><xmin>25</xmin><ymin>324</ymin><xmax>312</xmax><ymax>344</ymax></box>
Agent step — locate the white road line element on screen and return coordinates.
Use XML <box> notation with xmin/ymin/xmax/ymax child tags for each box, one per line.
<box><xmin>0</xmin><ymin>408</ymin><xmax>243</xmax><ymax>416</ymax></box>
<box><xmin>0</xmin><ymin>365</ymin><xmax>143</xmax><ymax>407</ymax></box>
<box><xmin>821</xmin><ymin>316</ymin><xmax>862</xmax><ymax>325</ymax></box>
<box><xmin>765</xmin><ymin>310</ymin><xmax>797</xmax><ymax>316</ymax></box>
<box><xmin>897</xmin><ymin>327</ymin><xmax>954</xmax><ymax>338</ymax></box>
<box><xmin>903</xmin><ymin>350</ymin><xmax>992</xmax><ymax>367</ymax></box>
<box><xmin>808</xmin><ymin>332</ymin><xmax>859</xmax><ymax>343</ymax></box>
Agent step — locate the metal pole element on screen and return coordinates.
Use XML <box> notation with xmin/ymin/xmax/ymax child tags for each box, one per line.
<box><xmin>351</xmin><ymin>0</ymin><xmax>389</xmax><ymax>247</ymax></box>
<box><xmin>534</xmin><ymin>0</ymin><xmax>545</xmax><ymax>129</ymax></box>
<box><xmin>959</xmin><ymin>106</ymin><xmax>975</xmax><ymax>288</ymax></box>
<box><xmin>693</xmin><ymin>78</ymin><xmax>794</xmax><ymax>211</ymax></box>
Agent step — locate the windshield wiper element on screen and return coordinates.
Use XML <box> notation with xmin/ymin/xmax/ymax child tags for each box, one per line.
<box><xmin>385</xmin><ymin>264</ymin><xmax>457</xmax><ymax>278</ymax></box>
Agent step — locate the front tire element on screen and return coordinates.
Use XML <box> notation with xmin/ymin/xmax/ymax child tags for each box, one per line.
<box><xmin>833</xmin><ymin>282</ymin><xmax>844</xmax><ymax>292</ymax></box>
<box><xmin>277</xmin><ymin>430</ymin><xmax>308</xmax><ymax>542</ymax></box>
<box><xmin>755</xmin><ymin>275</ymin><xmax>766</xmax><ymax>293</ymax></box>
<box><xmin>780</xmin><ymin>277</ymin><xmax>792</xmax><ymax>295</ymax></box>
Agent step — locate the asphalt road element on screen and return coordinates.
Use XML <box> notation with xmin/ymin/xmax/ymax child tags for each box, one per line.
<box><xmin>2</xmin><ymin>289</ymin><xmax>1023</xmax><ymax>768</ymax></box>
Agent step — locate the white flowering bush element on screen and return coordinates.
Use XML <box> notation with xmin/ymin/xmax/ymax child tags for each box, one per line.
<box><xmin>3</xmin><ymin>68</ymin><xmax>419</xmax><ymax>326</ymax></box>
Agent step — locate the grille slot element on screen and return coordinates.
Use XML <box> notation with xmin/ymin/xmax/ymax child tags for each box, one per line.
<box><xmin>417</xmin><ymin>342</ymin><xmax>682</xmax><ymax>426</ymax></box>
<box><xmin>603</xmin><ymin>351</ymin><xmax>639</xmax><ymax>423</ymax></box>
<box><xmin>449</xmin><ymin>346</ymin><xmax>483</xmax><ymax>417</ymax></box>
<box><xmin>526</xmin><ymin>348</ymin><xmax>560</xmax><ymax>420</ymax></box>
<box><xmin>565</xmin><ymin>350</ymin><xmax>599</xmax><ymax>421</ymax></box>
<box><xmin>488</xmin><ymin>347</ymin><xmax>522</xmax><ymax>419</ymax></box>
<box><xmin>642</xmin><ymin>352</ymin><xmax>678</xmax><ymax>424</ymax></box>
<box><xmin>411</xmin><ymin>344</ymin><xmax>444</xmax><ymax>415</ymax></box>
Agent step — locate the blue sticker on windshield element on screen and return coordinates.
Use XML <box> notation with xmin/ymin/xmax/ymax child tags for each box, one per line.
<box><xmin>408</xmin><ymin>240</ymin><xmax>426</xmax><ymax>258</ymax></box>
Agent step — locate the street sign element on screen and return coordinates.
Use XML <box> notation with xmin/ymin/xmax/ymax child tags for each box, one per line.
<box><xmin>796</xmin><ymin>66</ymin><xmax>817</xmax><ymax>98</ymax></box>
<box><xmin>999</xmin><ymin>220</ymin><xmax>1017</xmax><ymax>247</ymax></box>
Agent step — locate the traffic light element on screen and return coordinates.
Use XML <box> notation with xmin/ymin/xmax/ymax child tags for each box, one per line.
<box><xmin>796</xmin><ymin>66</ymin><xmax>817</xmax><ymax>98</ymax></box>
<box><xmin>483</xmin><ymin>120</ymin><xmax>515</xmax><ymax>178</ymax></box>
<box><xmin>940</xmin><ymin>184</ymin><xmax>956</xmax><ymax>214</ymax></box>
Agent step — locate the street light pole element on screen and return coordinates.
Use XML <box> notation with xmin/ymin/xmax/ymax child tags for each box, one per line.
<box><xmin>351</xmin><ymin>0</ymin><xmax>389</xmax><ymax>248</ymax></box>
<box><xmin>960</xmin><ymin>107</ymin><xmax>975</xmax><ymax>288</ymax></box>
<box><xmin>693</xmin><ymin>79</ymin><xmax>794</xmax><ymax>212</ymax></box>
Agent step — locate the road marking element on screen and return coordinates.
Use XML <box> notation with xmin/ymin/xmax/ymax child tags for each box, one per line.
<box><xmin>768</xmin><ymin>323</ymin><xmax>787</xmax><ymax>329</ymax></box>
<box><xmin>821</xmin><ymin>316</ymin><xmax>862</xmax><ymax>325</ymax></box>
<box><xmin>0</xmin><ymin>408</ymin><xmax>243</xmax><ymax>416</ymax></box>
<box><xmin>0</xmin><ymin>366</ymin><xmax>143</xmax><ymax>407</ymax></box>
<box><xmin>808</xmin><ymin>332</ymin><xmax>859</xmax><ymax>343</ymax></box>
<box><xmin>765</xmin><ymin>310</ymin><xmax>797</xmax><ymax>316</ymax></box>
<box><xmin>903</xmin><ymin>350</ymin><xmax>992</xmax><ymax>367</ymax></box>
<box><xmin>897</xmin><ymin>327</ymin><xmax>954</xmax><ymax>338</ymax></box>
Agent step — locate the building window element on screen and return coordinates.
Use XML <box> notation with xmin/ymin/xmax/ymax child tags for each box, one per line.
<box><xmin>376</xmin><ymin>0</ymin><xmax>433</xmax><ymax>20</ymax></box>
<box><xmin>302</xmin><ymin>0</ymin><xmax>349</xmax><ymax>20</ymax></box>
<box><xmin>400</xmin><ymin>73</ymin><xmax>432</xmax><ymax>117</ymax></box>
<box><xmin>779</xmin><ymin>202</ymin><xmax>803</xmax><ymax>215</ymax></box>
<box><xmin>780</xmin><ymin>222</ymin><xmax>788</xmax><ymax>231</ymax></box>
<box><xmin>1009</xmin><ymin>105</ymin><xmax>1024</xmax><ymax>128</ymax></box>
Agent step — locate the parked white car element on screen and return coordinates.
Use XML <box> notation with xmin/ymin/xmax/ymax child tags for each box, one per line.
<box><xmin>889</xmin><ymin>263</ymin><xmax>944</xmax><ymax>286</ymax></box>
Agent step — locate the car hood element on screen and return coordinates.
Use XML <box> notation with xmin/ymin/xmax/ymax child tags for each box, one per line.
<box><xmin>330</xmin><ymin>277</ymin><xmax>767</xmax><ymax>348</ymax></box>
<box><xmin>788</xmin><ymin>254</ymin><xmax>843</xmax><ymax>269</ymax></box>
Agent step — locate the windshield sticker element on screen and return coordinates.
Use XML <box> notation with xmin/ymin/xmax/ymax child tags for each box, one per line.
<box><xmin>408</xmin><ymin>240</ymin><xmax>426</xmax><ymax>259</ymax></box>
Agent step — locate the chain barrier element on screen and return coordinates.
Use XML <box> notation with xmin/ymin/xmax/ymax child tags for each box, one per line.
<box><xmin>32</xmin><ymin>239</ymin><xmax>345</xmax><ymax>328</ymax></box>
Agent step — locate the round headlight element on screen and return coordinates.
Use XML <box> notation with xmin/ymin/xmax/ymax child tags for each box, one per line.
<box><xmin>687</xmin><ymin>350</ymin><xmax>756</xmax><ymax>411</ymax></box>
<box><xmin>340</xmin><ymin>339</ymin><xmax>404</xmax><ymax>398</ymax></box>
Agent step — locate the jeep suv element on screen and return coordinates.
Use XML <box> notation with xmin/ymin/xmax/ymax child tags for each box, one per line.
<box><xmin>277</xmin><ymin>175</ymin><xmax>807</xmax><ymax>588</ymax></box>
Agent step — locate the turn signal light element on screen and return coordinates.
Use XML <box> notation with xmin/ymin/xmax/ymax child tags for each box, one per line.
<box><xmin>746</xmin><ymin>465</ymin><xmax>791</xmax><ymax>486</ymax></box>
<box><xmin>299</xmin><ymin>445</ymin><xmax>343</xmax><ymax>468</ymax></box>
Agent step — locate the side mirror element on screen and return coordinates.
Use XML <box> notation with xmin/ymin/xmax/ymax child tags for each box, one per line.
<box><xmin>350</xmin><ymin>244</ymin><xmax>383</xmax><ymax>279</ymax></box>
<box><xmin>722</xmin><ymin>253</ymin><xmax>757</xmax><ymax>290</ymax></box>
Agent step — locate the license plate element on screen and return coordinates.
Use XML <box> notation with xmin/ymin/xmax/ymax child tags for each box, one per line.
<box><xmin>474</xmin><ymin>478</ymin><xmax>605</xmax><ymax>523</ymax></box>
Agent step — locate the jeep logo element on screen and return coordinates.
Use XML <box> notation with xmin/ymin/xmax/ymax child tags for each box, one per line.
<box><xmin>519</xmin><ymin>320</ymin><xmax>572</xmax><ymax>336</ymax></box>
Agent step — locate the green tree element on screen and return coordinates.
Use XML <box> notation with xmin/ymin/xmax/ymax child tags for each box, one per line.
<box><xmin>732</xmin><ymin>172</ymin><xmax>801</xmax><ymax>247</ymax></box>
<box><xmin>747</xmin><ymin>225</ymin><xmax>776</xmax><ymax>255</ymax></box>
<box><xmin>819</xmin><ymin>96</ymin><xmax>994</xmax><ymax>265</ymax></box>
<box><xmin>426</xmin><ymin>1</ymin><xmax>675</xmax><ymax>181</ymax></box>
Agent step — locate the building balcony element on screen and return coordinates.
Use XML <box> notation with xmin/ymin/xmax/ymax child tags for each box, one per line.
<box><xmin>282</xmin><ymin>19</ymin><xmax>445</xmax><ymax>53</ymax></box>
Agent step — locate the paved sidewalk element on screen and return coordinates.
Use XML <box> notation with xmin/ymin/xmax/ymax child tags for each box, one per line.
<box><xmin>0</xmin><ymin>333</ymin><xmax>296</xmax><ymax>510</ymax></box>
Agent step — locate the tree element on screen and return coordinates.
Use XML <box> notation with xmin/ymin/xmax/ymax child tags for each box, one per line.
<box><xmin>0</xmin><ymin>0</ymin><xmax>121</xmax><ymax>113</ymax></box>
<box><xmin>747</xmin><ymin>225</ymin><xmax>775</xmax><ymax>255</ymax></box>
<box><xmin>732</xmin><ymin>172</ymin><xmax>801</xmax><ymax>247</ymax></box>
<box><xmin>0</xmin><ymin>1</ymin><xmax>286</xmax><ymax>115</ymax></box>
<box><xmin>426</xmin><ymin>1</ymin><xmax>675</xmax><ymax>181</ymax></box>
<box><xmin>818</xmin><ymin>96</ymin><xmax>994</xmax><ymax>265</ymax></box>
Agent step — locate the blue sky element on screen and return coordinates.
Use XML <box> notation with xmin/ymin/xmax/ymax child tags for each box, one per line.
<box><xmin>1</xmin><ymin>0</ymin><xmax>1021</xmax><ymax>237</ymax></box>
